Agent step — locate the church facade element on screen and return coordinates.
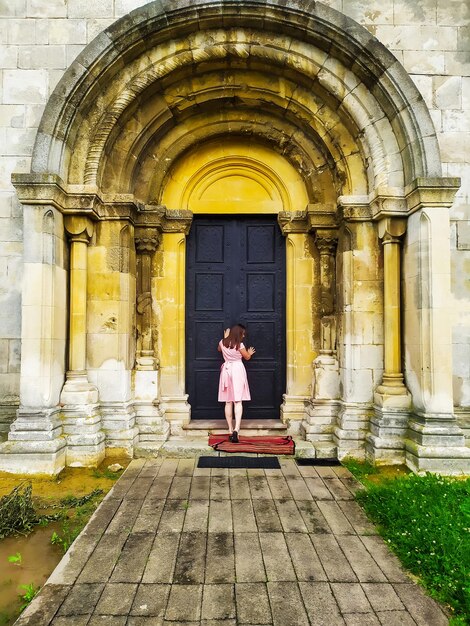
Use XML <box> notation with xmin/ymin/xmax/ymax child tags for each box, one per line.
<box><xmin>0</xmin><ymin>0</ymin><xmax>469</xmax><ymax>474</ymax></box>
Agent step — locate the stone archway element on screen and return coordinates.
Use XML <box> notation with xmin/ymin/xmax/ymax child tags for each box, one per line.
<box><xmin>2</xmin><ymin>0</ymin><xmax>468</xmax><ymax>474</ymax></box>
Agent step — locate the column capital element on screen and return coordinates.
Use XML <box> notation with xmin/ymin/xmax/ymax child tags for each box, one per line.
<box><xmin>314</xmin><ymin>229</ymin><xmax>338</xmax><ymax>255</ymax></box>
<box><xmin>135</xmin><ymin>227</ymin><xmax>161</xmax><ymax>254</ymax></box>
<box><xmin>378</xmin><ymin>217</ymin><xmax>407</xmax><ymax>244</ymax></box>
<box><xmin>64</xmin><ymin>215</ymin><xmax>94</xmax><ymax>243</ymax></box>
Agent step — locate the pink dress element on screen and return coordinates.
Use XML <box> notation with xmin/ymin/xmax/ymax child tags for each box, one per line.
<box><xmin>218</xmin><ymin>340</ymin><xmax>251</xmax><ymax>402</ymax></box>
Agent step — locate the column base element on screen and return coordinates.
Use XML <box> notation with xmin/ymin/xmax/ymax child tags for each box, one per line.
<box><xmin>366</xmin><ymin>406</ymin><xmax>410</xmax><ymax>465</ymax></box>
<box><xmin>60</xmin><ymin>371</ymin><xmax>99</xmax><ymax>405</ymax></box>
<box><xmin>455</xmin><ymin>407</ymin><xmax>470</xmax><ymax>446</ymax></box>
<box><xmin>405</xmin><ymin>412</ymin><xmax>470</xmax><ymax>474</ymax></box>
<box><xmin>334</xmin><ymin>402</ymin><xmax>373</xmax><ymax>460</ymax></box>
<box><xmin>62</xmin><ymin>403</ymin><xmax>105</xmax><ymax>468</ymax></box>
<box><xmin>281</xmin><ymin>395</ymin><xmax>309</xmax><ymax>434</ymax></box>
<box><xmin>0</xmin><ymin>402</ymin><xmax>18</xmax><ymax>441</ymax></box>
<box><xmin>0</xmin><ymin>407</ymin><xmax>66</xmax><ymax>475</ymax></box>
<box><xmin>161</xmin><ymin>395</ymin><xmax>191</xmax><ymax>436</ymax></box>
<box><xmin>101</xmin><ymin>401</ymin><xmax>139</xmax><ymax>457</ymax></box>
<box><xmin>133</xmin><ymin>369</ymin><xmax>170</xmax><ymax>453</ymax></box>
<box><xmin>301</xmin><ymin>399</ymin><xmax>340</xmax><ymax>442</ymax></box>
<box><xmin>134</xmin><ymin>402</ymin><xmax>170</xmax><ymax>458</ymax></box>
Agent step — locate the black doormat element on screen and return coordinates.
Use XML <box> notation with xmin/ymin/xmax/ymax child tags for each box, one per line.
<box><xmin>296</xmin><ymin>458</ymin><xmax>341</xmax><ymax>466</ymax></box>
<box><xmin>198</xmin><ymin>455</ymin><xmax>281</xmax><ymax>469</ymax></box>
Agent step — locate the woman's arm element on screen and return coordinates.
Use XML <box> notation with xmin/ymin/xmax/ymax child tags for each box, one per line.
<box><xmin>240</xmin><ymin>346</ymin><xmax>256</xmax><ymax>360</ymax></box>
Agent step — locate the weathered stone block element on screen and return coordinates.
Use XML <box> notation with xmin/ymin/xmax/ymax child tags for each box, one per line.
<box><xmin>48</xmin><ymin>18</ymin><xmax>87</xmax><ymax>44</ymax></box>
<box><xmin>0</xmin><ymin>0</ymin><xmax>26</xmax><ymax>17</ymax></box>
<box><xmin>3</xmin><ymin>127</ymin><xmax>37</xmax><ymax>156</ymax></box>
<box><xmin>457</xmin><ymin>221</ymin><xmax>470</xmax><ymax>250</ymax></box>
<box><xmin>403</xmin><ymin>50</ymin><xmax>445</xmax><ymax>74</ymax></box>
<box><xmin>434</xmin><ymin>75</ymin><xmax>461</xmax><ymax>109</ymax></box>
<box><xmin>437</xmin><ymin>0</ymin><xmax>470</xmax><ymax>26</ymax></box>
<box><xmin>443</xmin><ymin>109</ymin><xmax>470</xmax><ymax>133</ymax></box>
<box><xmin>445</xmin><ymin>51</ymin><xmax>470</xmax><ymax>77</ymax></box>
<box><xmin>7</xmin><ymin>18</ymin><xmax>35</xmax><ymax>43</ymax></box>
<box><xmin>3</xmin><ymin>69</ymin><xmax>48</xmax><ymax>104</ymax></box>
<box><xmin>0</xmin><ymin>45</ymin><xmax>19</xmax><ymax>69</ymax></box>
<box><xmin>18</xmin><ymin>45</ymin><xmax>66</xmax><ymax>69</ymax></box>
<box><xmin>115</xmin><ymin>0</ymin><xmax>149</xmax><ymax>16</ymax></box>
<box><xmin>27</xmin><ymin>0</ymin><xmax>66</xmax><ymax>17</ymax></box>
<box><xmin>394</xmin><ymin>0</ymin><xmax>437</xmax><ymax>25</ymax></box>
<box><xmin>68</xmin><ymin>0</ymin><xmax>114</xmax><ymax>19</ymax></box>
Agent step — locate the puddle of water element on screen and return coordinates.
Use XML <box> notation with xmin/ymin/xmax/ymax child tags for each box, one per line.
<box><xmin>0</xmin><ymin>523</ymin><xmax>63</xmax><ymax>625</ymax></box>
<box><xmin>0</xmin><ymin>457</ymin><xmax>131</xmax><ymax>625</ymax></box>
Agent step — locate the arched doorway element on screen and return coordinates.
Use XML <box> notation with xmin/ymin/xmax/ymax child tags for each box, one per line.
<box><xmin>159</xmin><ymin>139</ymin><xmax>311</xmax><ymax>422</ymax></box>
<box><xmin>2</xmin><ymin>0</ymin><xmax>467</xmax><ymax>475</ymax></box>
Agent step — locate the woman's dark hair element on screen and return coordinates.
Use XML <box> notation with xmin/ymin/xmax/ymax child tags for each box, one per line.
<box><xmin>223</xmin><ymin>324</ymin><xmax>246</xmax><ymax>350</ymax></box>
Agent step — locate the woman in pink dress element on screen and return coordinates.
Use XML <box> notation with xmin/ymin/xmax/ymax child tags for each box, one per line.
<box><xmin>218</xmin><ymin>324</ymin><xmax>256</xmax><ymax>443</ymax></box>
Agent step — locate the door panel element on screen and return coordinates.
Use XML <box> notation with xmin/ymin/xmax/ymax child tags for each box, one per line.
<box><xmin>186</xmin><ymin>215</ymin><xmax>286</xmax><ymax>419</ymax></box>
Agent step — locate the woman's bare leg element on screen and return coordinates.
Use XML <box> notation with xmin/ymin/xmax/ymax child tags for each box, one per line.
<box><xmin>234</xmin><ymin>401</ymin><xmax>243</xmax><ymax>433</ymax></box>
<box><xmin>225</xmin><ymin>402</ymin><xmax>234</xmax><ymax>433</ymax></box>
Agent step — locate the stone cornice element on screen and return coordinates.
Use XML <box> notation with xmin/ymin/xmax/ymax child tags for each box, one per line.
<box><xmin>11</xmin><ymin>174</ymin><xmax>143</xmax><ymax>220</ymax></box>
<box><xmin>369</xmin><ymin>188</ymin><xmax>407</xmax><ymax>220</ymax></box>
<box><xmin>278</xmin><ymin>210</ymin><xmax>309</xmax><ymax>234</ymax></box>
<box><xmin>278</xmin><ymin>205</ymin><xmax>337</xmax><ymax>234</ymax></box>
<box><xmin>337</xmin><ymin>195</ymin><xmax>370</xmax><ymax>222</ymax></box>
<box><xmin>405</xmin><ymin>177</ymin><xmax>461</xmax><ymax>214</ymax></box>
<box><xmin>11</xmin><ymin>174</ymin><xmax>194</xmax><ymax>233</ymax></box>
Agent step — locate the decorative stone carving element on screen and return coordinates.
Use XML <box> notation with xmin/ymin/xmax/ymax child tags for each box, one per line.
<box><xmin>135</xmin><ymin>227</ymin><xmax>161</xmax><ymax>370</ymax></box>
<box><xmin>315</xmin><ymin>230</ymin><xmax>338</xmax><ymax>318</ymax></box>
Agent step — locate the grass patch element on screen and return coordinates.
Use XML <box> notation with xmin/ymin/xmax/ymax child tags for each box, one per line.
<box><xmin>354</xmin><ymin>470</ymin><xmax>470</xmax><ymax>622</ymax></box>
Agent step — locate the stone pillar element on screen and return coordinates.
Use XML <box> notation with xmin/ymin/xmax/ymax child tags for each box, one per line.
<box><xmin>403</xmin><ymin>179</ymin><xmax>470</xmax><ymax>473</ymax></box>
<box><xmin>60</xmin><ymin>216</ymin><xmax>105</xmax><ymax>467</ymax></box>
<box><xmin>368</xmin><ymin>217</ymin><xmax>411</xmax><ymax>464</ymax></box>
<box><xmin>156</xmin><ymin>210</ymin><xmax>193</xmax><ymax>436</ymax></box>
<box><xmin>302</xmin><ymin>230</ymin><xmax>340</xmax><ymax>456</ymax></box>
<box><xmin>134</xmin><ymin>227</ymin><xmax>169</xmax><ymax>455</ymax></box>
<box><xmin>0</xmin><ymin>205</ymin><xmax>67</xmax><ymax>475</ymax></box>
<box><xmin>335</xmin><ymin>207</ymin><xmax>383</xmax><ymax>460</ymax></box>
<box><xmin>278</xmin><ymin>212</ymin><xmax>316</xmax><ymax>432</ymax></box>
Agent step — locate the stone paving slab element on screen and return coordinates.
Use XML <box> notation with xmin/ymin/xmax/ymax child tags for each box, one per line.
<box><xmin>15</xmin><ymin>458</ymin><xmax>449</xmax><ymax>625</ymax></box>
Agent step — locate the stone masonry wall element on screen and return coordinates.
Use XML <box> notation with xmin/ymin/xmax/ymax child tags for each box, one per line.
<box><xmin>0</xmin><ymin>0</ymin><xmax>469</xmax><ymax>421</ymax></box>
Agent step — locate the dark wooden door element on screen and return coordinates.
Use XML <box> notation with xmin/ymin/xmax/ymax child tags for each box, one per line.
<box><xmin>186</xmin><ymin>215</ymin><xmax>286</xmax><ymax>419</ymax></box>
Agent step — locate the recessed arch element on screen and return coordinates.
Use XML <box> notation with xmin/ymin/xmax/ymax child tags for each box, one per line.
<box><xmin>161</xmin><ymin>140</ymin><xmax>310</xmax><ymax>213</ymax></box>
<box><xmin>32</xmin><ymin>0</ymin><xmax>441</xmax><ymax>197</ymax></box>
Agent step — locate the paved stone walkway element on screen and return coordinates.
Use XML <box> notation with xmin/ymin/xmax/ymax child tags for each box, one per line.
<box><xmin>17</xmin><ymin>458</ymin><xmax>449</xmax><ymax>625</ymax></box>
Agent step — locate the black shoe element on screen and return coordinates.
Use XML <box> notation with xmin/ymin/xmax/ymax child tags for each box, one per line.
<box><xmin>232</xmin><ymin>430</ymin><xmax>239</xmax><ymax>443</ymax></box>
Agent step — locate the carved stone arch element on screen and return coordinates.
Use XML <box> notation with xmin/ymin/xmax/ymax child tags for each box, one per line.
<box><xmin>31</xmin><ymin>0</ymin><xmax>441</xmax><ymax>193</ymax></box>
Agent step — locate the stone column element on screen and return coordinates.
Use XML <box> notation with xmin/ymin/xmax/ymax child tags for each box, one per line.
<box><xmin>155</xmin><ymin>209</ymin><xmax>193</xmax><ymax>437</ymax></box>
<box><xmin>403</xmin><ymin>179</ymin><xmax>469</xmax><ymax>473</ymax></box>
<box><xmin>60</xmin><ymin>216</ymin><xmax>105</xmax><ymax>467</ymax></box>
<box><xmin>367</xmin><ymin>218</ymin><xmax>411</xmax><ymax>464</ymax></box>
<box><xmin>335</xmin><ymin>202</ymin><xmax>383</xmax><ymax>460</ymax></box>
<box><xmin>134</xmin><ymin>227</ymin><xmax>169</xmax><ymax>455</ymax></box>
<box><xmin>278</xmin><ymin>211</ymin><xmax>316</xmax><ymax>432</ymax></box>
<box><xmin>302</xmin><ymin>230</ymin><xmax>340</xmax><ymax>456</ymax></box>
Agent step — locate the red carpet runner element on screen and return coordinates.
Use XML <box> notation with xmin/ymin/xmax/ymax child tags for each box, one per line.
<box><xmin>208</xmin><ymin>434</ymin><xmax>295</xmax><ymax>455</ymax></box>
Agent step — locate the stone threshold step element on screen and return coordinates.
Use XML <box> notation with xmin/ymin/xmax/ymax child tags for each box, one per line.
<box><xmin>184</xmin><ymin>419</ymin><xmax>287</xmax><ymax>430</ymax></box>
<box><xmin>137</xmin><ymin>438</ymin><xmax>338</xmax><ymax>460</ymax></box>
